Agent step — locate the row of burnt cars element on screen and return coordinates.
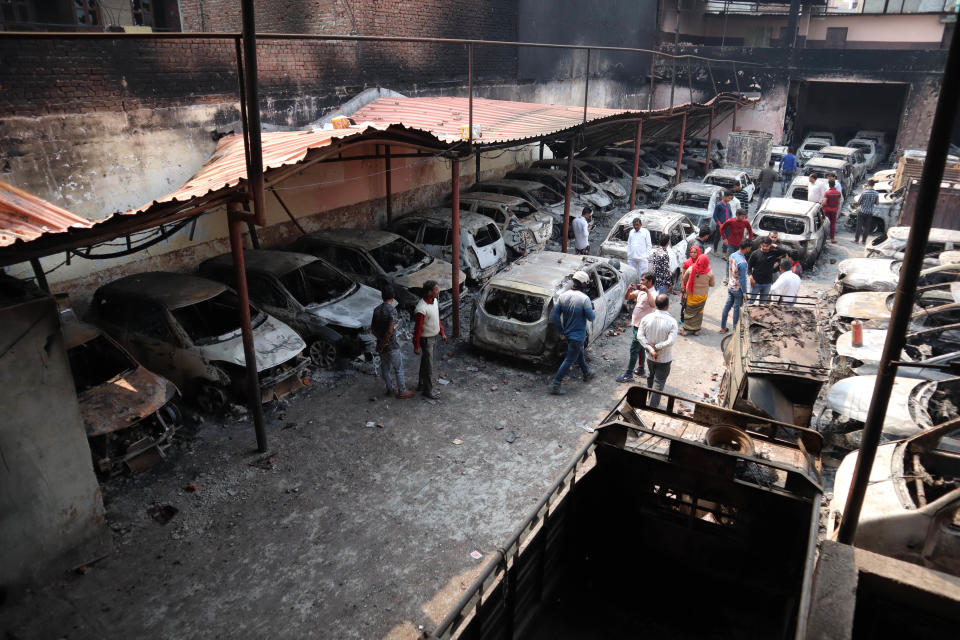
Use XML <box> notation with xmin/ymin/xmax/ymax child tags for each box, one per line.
<box><xmin>713</xmin><ymin>224</ymin><xmax>960</xmax><ymax>576</ymax></box>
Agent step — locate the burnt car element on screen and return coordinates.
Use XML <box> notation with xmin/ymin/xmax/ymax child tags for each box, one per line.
<box><xmin>719</xmin><ymin>301</ymin><xmax>830</xmax><ymax>428</ymax></box>
<box><xmin>199</xmin><ymin>250</ymin><xmax>381</xmax><ymax>368</ymax></box>
<box><xmin>659</xmin><ymin>181</ymin><xmax>727</xmax><ymax>247</ymax></box>
<box><xmin>801</xmin><ymin>157</ymin><xmax>853</xmax><ymax>196</ymax></box>
<box><xmin>835</xmin><ymin>258</ymin><xmax>960</xmax><ymax>294</ymax></box>
<box><xmin>834</xmin><ymin>327</ymin><xmax>960</xmax><ymax>381</ymax></box>
<box><xmin>289</xmin><ymin>229</ymin><xmax>466</xmax><ymax>320</ymax></box>
<box><xmin>702</xmin><ymin>168</ymin><xmax>755</xmax><ymax>206</ymax></box>
<box><xmin>599</xmin><ymin>209</ymin><xmax>697</xmax><ymax>286</ymax></box>
<box><xmin>457</xmin><ymin>192</ymin><xmax>552</xmax><ymax>256</ymax></box>
<box><xmin>819</xmin><ymin>375</ymin><xmax>959</xmax><ymax>448</ymax></box>
<box><xmin>506</xmin><ymin>167</ymin><xmax>612</xmax><ymax>212</ymax></box>
<box><xmin>470</xmin><ymin>252</ymin><xmax>637</xmax><ymax>363</ymax></box>
<box><xmin>749</xmin><ymin>197</ymin><xmax>826</xmax><ymax>267</ymax></box>
<box><xmin>847</xmin><ymin>180</ymin><xmax>904</xmax><ymax>235</ymax></box>
<box><xmin>467</xmin><ymin>179</ymin><xmax>587</xmax><ymax>240</ymax></box>
<box><xmin>89</xmin><ymin>272</ymin><xmax>309</xmax><ymax>413</ymax></box>
<box><xmin>866</xmin><ymin>226</ymin><xmax>960</xmax><ymax>260</ymax></box>
<box><xmin>63</xmin><ymin>318</ymin><xmax>181</xmax><ymax>476</ymax></box>
<box><xmin>531</xmin><ymin>158</ymin><xmax>642</xmax><ymax>203</ymax></box>
<box><xmin>827</xmin><ymin>418</ymin><xmax>960</xmax><ymax>578</ymax></box>
<box><xmin>389</xmin><ymin>208</ymin><xmax>507</xmax><ymax>283</ymax></box>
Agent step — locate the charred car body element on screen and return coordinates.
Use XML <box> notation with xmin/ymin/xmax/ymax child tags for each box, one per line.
<box><xmin>389</xmin><ymin>208</ymin><xmax>507</xmax><ymax>283</ymax></box>
<box><xmin>835</xmin><ymin>258</ymin><xmax>960</xmax><ymax>294</ymax></box>
<box><xmin>599</xmin><ymin>209</ymin><xmax>697</xmax><ymax>286</ymax></box>
<box><xmin>89</xmin><ymin>272</ymin><xmax>309</xmax><ymax>413</ymax></box>
<box><xmin>64</xmin><ymin>318</ymin><xmax>181</xmax><ymax>475</ymax></box>
<box><xmin>749</xmin><ymin>197</ymin><xmax>826</xmax><ymax>267</ymax></box>
<box><xmin>801</xmin><ymin>157</ymin><xmax>854</xmax><ymax>196</ymax></box>
<box><xmin>470</xmin><ymin>252</ymin><xmax>636</xmax><ymax>363</ymax></box>
<box><xmin>702</xmin><ymin>168</ymin><xmax>755</xmax><ymax>207</ymax></box>
<box><xmin>457</xmin><ymin>192</ymin><xmax>552</xmax><ymax>256</ymax></box>
<box><xmin>658</xmin><ymin>181</ymin><xmax>727</xmax><ymax>246</ymax></box>
<box><xmin>506</xmin><ymin>167</ymin><xmax>612</xmax><ymax>212</ymax></box>
<box><xmin>289</xmin><ymin>229</ymin><xmax>466</xmax><ymax>319</ymax></box>
<box><xmin>199</xmin><ymin>250</ymin><xmax>381</xmax><ymax>368</ymax></box>
<box><xmin>833</xmin><ymin>289</ymin><xmax>960</xmax><ymax>331</ymax></box>
<box><xmin>867</xmin><ymin>226</ymin><xmax>960</xmax><ymax>260</ymax></box>
<box><xmin>468</xmin><ymin>179</ymin><xmax>585</xmax><ymax>240</ymax></box>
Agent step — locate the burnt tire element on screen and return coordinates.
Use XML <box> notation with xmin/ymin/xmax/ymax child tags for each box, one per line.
<box><xmin>195</xmin><ymin>381</ymin><xmax>229</xmax><ymax>415</ymax></box>
<box><xmin>308</xmin><ymin>339</ymin><xmax>337</xmax><ymax>368</ymax></box>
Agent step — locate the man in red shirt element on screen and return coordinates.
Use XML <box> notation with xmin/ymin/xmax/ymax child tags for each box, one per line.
<box><xmin>719</xmin><ymin>210</ymin><xmax>754</xmax><ymax>257</ymax></box>
<box><xmin>821</xmin><ymin>179</ymin><xmax>843</xmax><ymax>243</ymax></box>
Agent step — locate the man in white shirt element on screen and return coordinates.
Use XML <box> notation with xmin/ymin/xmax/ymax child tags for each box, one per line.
<box><xmin>769</xmin><ymin>257</ymin><xmax>801</xmax><ymax>305</ymax></box>
<box><xmin>626</xmin><ymin>216</ymin><xmax>652</xmax><ymax>281</ymax></box>
<box><xmin>637</xmin><ymin>294</ymin><xmax>678</xmax><ymax>409</ymax></box>
<box><xmin>413</xmin><ymin>280</ymin><xmax>447</xmax><ymax>399</ymax></box>
<box><xmin>806</xmin><ymin>173</ymin><xmax>827</xmax><ymax>204</ymax></box>
<box><xmin>572</xmin><ymin>206</ymin><xmax>592</xmax><ymax>255</ymax></box>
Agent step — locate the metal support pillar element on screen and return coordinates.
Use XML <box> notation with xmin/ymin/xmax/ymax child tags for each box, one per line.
<box><xmin>648</xmin><ymin>55</ymin><xmax>656</xmax><ymax>110</ymax></box>
<box><xmin>786</xmin><ymin>0</ymin><xmax>802</xmax><ymax>48</ymax></box>
<box><xmin>451</xmin><ymin>159</ymin><xmax>462</xmax><ymax>339</ymax></box>
<box><xmin>583</xmin><ymin>48</ymin><xmax>591</xmax><ymax>123</ymax></box>
<box><xmin>227</xmin><ymin>201</ymin><xmax>268</xmax><ymax>452</ymax></box>
<box><xmin>475</xmin><ymin>152</ymin><xmax>481</xmax><ymax>183</ymax></box>
<box><xmin>629</xmin><ymin>121</ymin><xmax>643</xmax><ymax>210</ymax></box>
<box><xmin>705</xmin><ymin>108</ymin><xmax>715</xmax><ymax>174</ymax></box>
<box><xmin>240</xmin><ymin>0</ymin><xmax>265</xmax><ymax>226</ymax></box>
<box><xmin>837</xmin><ymin>23</ymin><xmax>960</xmax><ymax>545</ymax></box>
<box><xmin>467</xmin><ymin>43</ymin><xmax>474</xmax><ymax>146</ymax></box>
<box><xmin>562</xmin><ymin>137</ymin><xmax>575</xmax><ymax>253</ymax></box>
<box><xmin>733</xmin><ymin>103</ymin><xmax>739</xmax><ymax>131</ymax></box>
<box><xmin>539</xmin><ymin>141</ymin><xmax>545</xmax><ymax>160</ymax></box>
<box><xmin>385</xmin><ymin>145</ymin><xmax>393</xmax><ymax>224</ymax></box>
<box><xmin>675</xmin><ymin>113</ymin><xmax>687</xmax><ymax>186</ymax></box>
<box><xmin>29</xmin><ymin>257</ymin><xmax>49</xmax><ymax>293</ymax></box>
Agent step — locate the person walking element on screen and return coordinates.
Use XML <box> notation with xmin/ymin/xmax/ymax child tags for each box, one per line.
<box><xmin>372</xmin><ymin>285</ymin><xmax>415</xmax><ymax>399</ymax></box>
<box><xmin>650</xmin><ymin>235</ymin><xmax>672</xmax><ymax>295</ymax></box>
<box><xmin>719</xmin><ymin>209</ymin><xmax>754</xmax><ymax>258</ymax></box>
<box><xmin>572</xmin><ymin>206</ymin><xmax>592</xmax><ymax>255</ymax></box>
<box><xmin>712</xmin><ymin>191</ymin><xmax>734</xmax><ymax>252</ymax></box>
<box><xmin>720</xmin><ymin>239</ymin><xmax>752</xmax><ymax>334</ymax></box>
<box><xmin>692</xmin><ymin>226</ymin><xmax>712</xmax><ymax>255</ymax></box>
<box><xmin>678</xmin><ymin>245</ymin><xmax>702</xmax><ymax>324</ymax></box>
<box><xmin>626</xmin><ymin>216</ymin><xmax>652</xmax><ymax>280</ymax></box>
<box><xmin>769</xmin><ymin>257</ymin><xmax>802</xmax><ymax>304</ymax></box>
<box><xmin>413</xmin><ymin>280</ymin><xmax>447</xmax><ymax>399</ymax></box>
<box><xmin>747</xmin><ymin>236</ymin><xmax>788</xmax><ymax>303</ymax></box>
<box><xmin>856</xmin><ymin>180</ymin><xmax>880</xmax><ymax>245</ymax></box>
<box><xmin>806</xmin><ymin>173</ymin><xmax>827</xmax><ymax>205</ymax></box>
<box><xmin>756</xmin><ymin>160</ymin><xmax>778</xmax><ymax>207</ymax></box>
<box><xmin>822</xmin><ymin>179</ymin><xmax>843</xmax><ymax>243</ymax></box>
<box><xmin>680</xmin><ymin>253</ymin><xmax>714</xmax><ymax>336</ymax></box>
<box><xmin>616</xmin><ymin>271</ymin><xmax>656</xmax><ymax>383</ymax></box>
<box><xmin>778</xmin><ymin>148</ymin><xmax>798</xmax><ymax>195</ymax></box>
<box><xmin>549</xmin><ymin>271</ymin><xmax>595</xmax><ymax>395</ymax></box>
<box><xmin>729</xmin><ymin>184</ymin><xmax>743</xmax><ymax>217</ymax></box>
<box><xmin>637</xmin><ymin>294</ymin><xmax>678</xmax><ymax>409</ymax></box>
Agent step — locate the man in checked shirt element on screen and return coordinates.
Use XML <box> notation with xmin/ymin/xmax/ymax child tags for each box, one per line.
<box><xmin>856</xmin><ymin>180</ymin><xmax>880</xmax><ymax>245</ymax></box>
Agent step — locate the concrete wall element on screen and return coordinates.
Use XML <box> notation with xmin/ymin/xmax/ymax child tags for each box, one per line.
<box><xmin>0</xmin><ymin>294</ymin><xmax>106</xmax><ymax>590</ymax></box>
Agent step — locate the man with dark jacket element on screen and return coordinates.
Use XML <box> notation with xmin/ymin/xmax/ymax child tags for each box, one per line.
<box><xmin>747</xmin><ymin>236</ymin><xmax>788</xmax><ymax>303</ymax></box>
<box><xmin>549</xmin><ymin>271</ymin><xmax>596</xmax><ymax>395</ymax></box>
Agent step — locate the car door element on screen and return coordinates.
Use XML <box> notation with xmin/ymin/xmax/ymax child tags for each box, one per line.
<box><xmin>420</xmin><ymin>223</ymin><xmax>451</xmax><ymax>262</ymax></box>
<box><xmin>813</xmin><ymin>208</ymin><xmax>826</xmax><ymax>254</ymax></box>
<box><xmin>668</xmin><ymin>222</ymin><xmax>686</xmax><ymax>276</ymax></box>
<box><xmin>596</xmin><ymin>263</ymin><xmax>625</xmax><ymax>324</ymax></box>
<box><xmin>124</xmin><ymin>302</ymin><xmax>181</xmax><ymax>386</ymax></box>
<box><xmin>582</xmin><ymin>267</ymin><xmax>605</xmax><ymax>342</ymax></box>
<box><xmin>247</xmin><ymin>274</ymin><xmax>297</xmax><ymax>330</ymax></box>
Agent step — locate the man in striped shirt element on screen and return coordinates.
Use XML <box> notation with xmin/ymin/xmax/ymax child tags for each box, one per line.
<box><xmin>856</xmin><ymin>180</ymin><xmax>880</xmax><ymax>245</ymax></box>
<box><xmin>637</xmin><ymin>294</ymin><xmax>678</xmax><ymax>409</ymax></box>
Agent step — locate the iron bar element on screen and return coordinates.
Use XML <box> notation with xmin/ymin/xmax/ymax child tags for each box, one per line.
<box><xmin>562</xmin><ymin>137</ymin><xmax>576</xmax><ymax>253</ymax></box>
<box><xmin>29</xmin><ymin>258</ymin><xmax>49</xmax><ymax>293</ymax></box>
<box><xmin>227</xmin><ymin>201</ymin><xmax>268</xmax><ymax>453</ymax></box>
<box><xmin>733</xmin><ymin>102</ymin><xmax>739</xmax><ymax>131</ymax></box>
<box><xmin>705</xmin><ymin>108</ymin><xmax>715</xmax><ymax>174</ymax></box>
<box><xmin>648</xmin><ymin>55</ymin><xmax>656</xmax><ymax>110</ymax></box>
<box><xmin>246</xmin><ymin>223</ymin><xmax>260</xmax><ymax>248</ymax></box>
<box><xmin>686</xmin><ymin>59</ymin><xmax>694</xmax><ymax>102</ymax></box>
<box><xmin>270</xmin><ymin>189</ymin><xmax>307</xmax><ymax>235</ymax></box>
<box><xmin>629</xmin><ymin>121</ymin><xmax>643</xmax><ymax>209</ymax></box>
<box><xmin>451</xmin><ymin>160</ymin><xmax>461</xmax><ymax>339</ymax></box>
<box><xmin>234</xmin><ymin>38</ymin><xmax>252</xmax><ymax>173</ymax></box>
<box><xmin>669</xmin><ymin>58</ymin><xmax>677</xmax><ymax>109</ymax></box>
<box><xmin>385</xmin><ymin>145</ymin><xmax>393</xmax><ymax>224</ymax></box>
<box><xmin>732</xmin><ymin>61</ymin><xmax>740</xmax><ymax>94</ymax></box>
<box><xmin>675</xmin><ymin>112</ymin><xmax>687</xmax><ymax>186</ymax></box>
<box><xmin>707</xmin><ymin>60</ymin><xmax>718</xmax><ymax>97</ymax></box>
<box><xmin>786</xmin><ymin>0</ymin><xmax>802</xmax><ymax>48</ymax></box>
<box><xmin>475</xmin><ymin>152</ymin><xmax>481</xmax><ymax>183</ymax></box>
<box><xmin>539</xmin><ymin>141</ymin><xmax>545</xmax><ymax>160</ymax></box>
<box><xmin>467</xmin><ymin>43</ymin><xmax>473</xmax><ymax>147</ymax></box>
<box><xmin>583</xmin><ymin>48</ymin><xmax>591</xmax><ymax>124</ymax></box>
<box><xmin>837</xmin><ymin>22</ymin><xmax>960</xmax><ymax>545</ymax></box>
<box><xmin>240</xmin><ymin>0</ymin><xmax>265</xmax><ymax>226</ymax></box>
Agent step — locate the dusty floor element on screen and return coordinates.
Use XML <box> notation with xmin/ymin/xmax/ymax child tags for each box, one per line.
<box><xmin>5</xmin><ymin>198</ymin><xmax>864</xmax><ymax>640</ymax></box>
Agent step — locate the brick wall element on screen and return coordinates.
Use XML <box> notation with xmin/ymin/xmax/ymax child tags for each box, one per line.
<box><xmin>0</xmin><ymin>0</ymin><xmax>518</xmax><ymax>119</ymax></box>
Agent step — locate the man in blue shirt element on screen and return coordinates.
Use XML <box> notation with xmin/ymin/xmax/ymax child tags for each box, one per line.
<box><xmin>778</xmin><ymin>148</ymin><xmax>798</xmax><ymax>195</ymax></box>
<box><xmin>720</xmin><ymin>239</ymin><xmax>752</xmax><ymax>334</ymax></box>
<box><xmin>549</xmin><ymin>270</ymin><xmax>596</xmax><ymax>395</ymax></box>
<box><xmin>711</xmin><ymin>191</ymin><xmax>734</xmax><ymax>252</ymax></box>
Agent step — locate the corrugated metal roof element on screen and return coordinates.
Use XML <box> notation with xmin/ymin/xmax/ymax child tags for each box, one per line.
<box><xmin>0</xmin><ymin>177</ymin><xmax>93</xmax><ymax>248</ymax></box>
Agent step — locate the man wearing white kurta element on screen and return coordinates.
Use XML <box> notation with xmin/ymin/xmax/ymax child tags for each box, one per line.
<box><xmin>626</xmin><ymin>216</ymin><xmax>652</xmax><ymax>282</ymax></box>
<box><xmin>770</xmin><ymin>257</ymin><xmax>802</xmax><ymax>305</ymax></box>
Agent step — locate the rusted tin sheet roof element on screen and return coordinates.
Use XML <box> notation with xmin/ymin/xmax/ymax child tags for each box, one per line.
<box><xmin>0</xmin><ymin>177</ymin><xmax>93</xmax><ymax>247</ymax></box>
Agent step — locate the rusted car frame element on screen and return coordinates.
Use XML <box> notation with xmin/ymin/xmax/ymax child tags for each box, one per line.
<box><xmin>457</xmin><ymin>192</ymin><xmax>552</xmax><ymax>257</ymax></box>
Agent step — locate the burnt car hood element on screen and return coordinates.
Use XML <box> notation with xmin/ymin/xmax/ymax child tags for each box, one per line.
<box><xmin>835</xmin><ymin>292</ymin><xmax>897</xmax><ymax>320</ymax></box>
<box><xmin>306</xmin><ymin>283</ymin><xmax>380</xmax><ymax>330</ymax></box>
<box><xmin>826</xmin><ymin>375</ymin><xmax>932</xmax><ymax>438</ymax></box>
<box><xmin>393</xmin><ymin>259</ymin><xmax>465</xmax><ymax>292</ymax></box>
<box><xmin>200</xmin><ymin>315</ymin><xmax>306</xmax><ymax>371</ymax></box>
<box><xmin>836</xmin><ymin>258</ymin><xmax>900</xmax><ymax>291</ymax></box>
<box><xmin>78</xmin><ymin>366</ymin><xmax>177</xmax><ymax>438</ymax></box>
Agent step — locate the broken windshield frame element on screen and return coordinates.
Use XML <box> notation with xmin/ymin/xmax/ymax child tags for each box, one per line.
<box><xmin>665</xmin><ymin>190</ymin><xmax>711</xmax><ymax>209</ymax></box>
<box><xmin>172</xmin><ymin>290</ymin><xmax>265</xmax><ymax>345</ymax></box>
<box><xmin>67</xmin><ymin>334</ymin><xmax>137</xmax><ymax>393</ymax></box>
<box><xmin>483</xmin><ymin>288</ymin><xmax>547</xmax><ymax>323</ymax></box>
<box><xmin>757</xmin><ymin>215</ymin><xmax>808</xmax><ymax>235</ymax></box>
<box><xmin>281</xmin><ymin>260</ymin><xmax>357</xmax><ymax>308</ymax></box>
<box><xmin>369</xmin><ymin>238</ymin><xmax>432</xmax><ymax>276</ymax></box>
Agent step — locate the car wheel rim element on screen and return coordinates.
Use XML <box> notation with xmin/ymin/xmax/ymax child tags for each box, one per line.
<box><xmin>309</xmin><ymin>340</ymin><xmax>337</xmax><ymax>368</ymax></box>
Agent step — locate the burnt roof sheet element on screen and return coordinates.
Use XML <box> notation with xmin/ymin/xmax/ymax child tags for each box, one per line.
<box><xmin>0</xmin><ymin>177</ymin><xmax>93</xmax><ymax>248</ymax></box>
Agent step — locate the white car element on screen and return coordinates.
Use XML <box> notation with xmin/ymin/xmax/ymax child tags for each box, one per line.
<box><xmin>845</xmin><ymin>138</ymin><xmax>879</xmax><ymax>170</ymax></box>
<box><xmin>458</xmin><ymin>192</ymin><xmax>553</xmax><ymax>257</ymax></box>
<box><xmin>90</xmin><ymin>272</ymin><xmax>310</xmax><ymax>413</ymax></box>
<box><xmin>827</xmin><ymin>416</ymin><xmax>960</xmax><ymax>578</ymax></box>
<box><xmin>835</xmin><ymin>328</ymin><xmax>960</xmax><ymax>380</ymax></box>
<box><xmin>821</xmin><ymin>375</ymin><xmax>941</xmax><ymax>441</ymax></box>
<box><xmin>836</xmin><ymin>259</ymin><xmax>960</xmax><ymax>294</ymax></box>
<box><xmin>702</xmin><ymin>168</ymin><xmax>755</xmax><ymax>205</ymax></box>
<box><xmin>867</xmin><ymin>226</ymin><xmax>960</xmax><ymax>260</ymax></box>
<box><xmin>854</xmin><ymin>130</ymin><xmax>890</xmax><ymax>160</ymax></box>
<box><xmin>819</xmin><ymin>146</ymin><xmax>868</xmax><ymax>183</ymax></box>
<box><xmin>599</xmin><ymin>209</ymin><xmax>698</xmax><ymax>286</ymax></box>
<box><xmin>749</xmin><ymin>198</ymin><xmax>826</xmax><ymax>267</ymax></box>
<box><xmin>806</xmin><ymin>130</ymin><xmax>836</xmax><ymax>146</ymax></box>
<box><xmin>798</xmin><ymin>136</ymin><xmax>832</xmax><ymax>164</ymax></box>
<box><xmin>659</xmin><ymin>181</ymin><xmax>727</xmax><ymax>249</ymax></box>
<box><xmin>801</xmin><ymin>157</ymin><xmax>854</xmax><ymax>196</ymax></box>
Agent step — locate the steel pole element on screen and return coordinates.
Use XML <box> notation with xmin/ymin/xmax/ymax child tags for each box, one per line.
<box><xmin>467</xmin><ymin>43</ymin><xmax>473</xmax><ymax>146</ymax></box>
<box><xmin>451</xmin><ymin>160</ymin><xmax>462</xmax><ymax>339</ymax></box>
<box><xmin>240</xmin><ymin>0</ymin><xmax>265</xmax><ymax>226</ymax></box>
<box><xmin>385</xmin><ymin>145</ymin><xmax>393</xmax><ymax>224</ymax></box>
<box><xmin>562</xmin><ymin>137</ymin><xmax>575</xmax><ymax>253</ymax></box>
<box><xmin>629</xmin><ymin>121</ymin><xmax>643</xmax><ymax>209</ymax></box>
<box><xmin>732</xmin><ymin>102</ymin><xmax>738</xmax><ymax>131</ymax></box>
<box><xmin>227</xmin><ymin>201</ymin><xmax>268</xmax><ymax>452</ymax></box>
<box><xmin>583</xmin><ymin>48</ymin><xmax>591</xmax><ymax>123</ymax></box>
<box><xmin>648</xmin><ymin>55</ymin><xmax>656</xmax><ymax>110</ymax></box>
<box><xmin>29</xmin><ymin>257</ymin><xmax>49</xmax><ymax>293</ymax></box>
<box><xmin>705</xmin><ymin>108</ymin><xmax>715</xmax><ymax>174</ymax></box>
<box><xmin>675</xmin><ymin>112</ymin><xmax>687</xmax><ymax>186</ymax></box>
<box><xmin>837</xmin><ymin>23</ymin><xmax>960</xmax><ymax>545</ymax></box>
